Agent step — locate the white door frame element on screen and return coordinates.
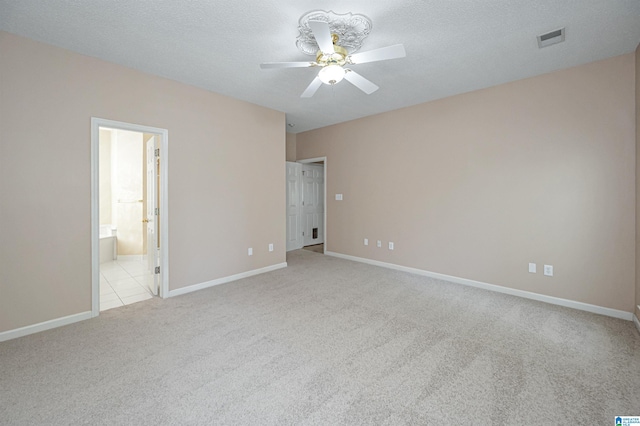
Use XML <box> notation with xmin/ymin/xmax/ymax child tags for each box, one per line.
<box><xmin>90</xmin><ymin>117</ymin><xmax>169</xmax><ymax>317</ymax></box>
<box><xmin>145</xmin><ymin>137</ymin><xmax>159</xmax><ymax>295</ymax></box>
<box><xmin>297</xmin><ymin>157</ymin><xmax>327</xmax><ymax>254</ymax></box>
<box><xmin>286</xmin><ymin>162</ymin><xmax>304</xmax><ymax>251</ymax></box>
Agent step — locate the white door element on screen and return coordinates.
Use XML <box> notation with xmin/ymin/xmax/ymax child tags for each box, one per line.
<box><xmin>286</xmin><ymin>162</ymin><xmax>304</xmax><ymax>251</ymax></box>
<box><xmin>145</xmin><ymin>138</ymin><xmax>159</xmax><ymax>295</ymax></box>
<box><xmin>302</xmin><ymin>164</ymin><xmax>324</xmax><ymax>247</ymax></box>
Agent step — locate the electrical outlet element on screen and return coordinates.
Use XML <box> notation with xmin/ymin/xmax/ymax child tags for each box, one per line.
<box><xmin>388</xmin><ymin>242</ymin><xmax>394</xmax><ymax>250</ymax></box>
<box><xmin>544</xmin><ymin>264</ymin><xmax>553</xmax><ymax>276</ymax></box>
<box><xmin>529</xmin><ymin>263</ymin><xmax>536</xmax><ymax>273</ymax></box>
<box><xmin>248</xmin><ymin>247</ymin><xmax>253</xmax><ymax>256</ymax></box>
<box><xmin>377</xmin><ymin>240</ymin><xmax>382</xmax><ymax>248</ymax></box>
<box><xmin>335</xmin><ymin>194</ymin><xmax>343</xmax><ymax>201</ymax></box>
<box><xmin>268</xmin><ymin>243</ymin><xmax>274</xmax><ymax>252</ymax></box>
<box><xmin>364</xmin><ymin>238</ymin><xmax>368</xmax><ymax>246</ymax></box>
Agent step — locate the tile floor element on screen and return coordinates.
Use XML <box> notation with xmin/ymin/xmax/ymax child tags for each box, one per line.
<box><xmin>100</xmin><ymin>258</ymin><xmax>155</xmax><ymax>311</ymax></box>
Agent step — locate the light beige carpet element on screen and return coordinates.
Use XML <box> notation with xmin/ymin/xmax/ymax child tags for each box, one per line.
<box><xmin>1</xmin><ymin>249</ymin><xmax>639</xmax><ymax>424</ymax></box>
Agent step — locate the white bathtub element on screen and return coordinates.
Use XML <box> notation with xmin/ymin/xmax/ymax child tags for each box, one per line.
<box><xmin>99</xmin><ymin>225</ymin><xmax>117</xmax><ymax>263</ymax></box>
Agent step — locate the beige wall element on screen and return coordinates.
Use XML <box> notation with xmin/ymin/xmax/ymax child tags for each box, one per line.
<box><xmin>297</xmin><ymin>53</ymin><xmax>636</xmax><ymax>312</ymax></box>
<box><xmin>636</xmin><ymin>43</ymin><xmax>640</xmax><ymax>320</ymax></box>
<box><xmin>286</xmin><ymin>132</ymin><xmax>297</xmax><ymax>161</ymax></box>
<box><xmin>0</xmin><ymin>31</ymin><xmax>285</xmax><ymax>332</ymax></box>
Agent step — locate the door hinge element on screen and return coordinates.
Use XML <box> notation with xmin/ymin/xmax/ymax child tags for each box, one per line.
<box><xmin>154</xmin><ymin>148</ymin><xmax>160</xmax><ymax>157</ymax></box>
<box><xmin>155</xmin><ymin>207</ymin><xmax>159</xmax><ymax>215</ymax></box>
<box><xmin>155</xmin><ymin>266</ymin><xmax>160</xmax><ymax>274</ymax></box>
<box><xmin>302</xmin><ymin>201</ymin><xmax>304</xmax><ymax>206</ymax></box>
<box><xmin>302</xmin><ymin>232</ymin><xmax>305</xmax><ymax>236</ymax></box>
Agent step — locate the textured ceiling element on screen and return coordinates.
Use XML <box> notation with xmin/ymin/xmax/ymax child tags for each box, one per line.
<box><xmin>1</xmin><ymin>1</ymin><xmax>639</xmax><ymax>133</ymax></box>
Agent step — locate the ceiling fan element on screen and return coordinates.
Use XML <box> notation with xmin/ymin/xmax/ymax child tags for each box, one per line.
<box><xmin>260</xmin><ymin>18</ymin><xmax>406</xmax><ymax>98</ymax></box>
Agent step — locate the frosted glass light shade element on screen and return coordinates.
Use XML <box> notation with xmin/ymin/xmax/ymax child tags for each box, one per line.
<box><xmin>318</xmin><ymin>65</ymin><xmax>345</xmax><ymax>85</ymax></box>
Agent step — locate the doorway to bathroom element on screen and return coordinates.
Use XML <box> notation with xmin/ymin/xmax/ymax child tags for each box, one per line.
<box><xmin>90</xmin><ymin>118</ymin><xmax>169</xmax><ymax>316</ymax></box>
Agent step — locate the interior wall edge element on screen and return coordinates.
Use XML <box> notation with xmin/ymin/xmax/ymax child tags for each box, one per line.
<box><xmin>634</xmin><ymin>41</ymin><xmax>640</xmax><ymax>322</ymax></box>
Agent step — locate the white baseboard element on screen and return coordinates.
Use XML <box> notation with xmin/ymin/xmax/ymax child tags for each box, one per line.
<box><xmin>325</xmin><ymin>251</ymin><xmax>633</xmax><ymax>321</ymax></box>
<box><xmin>168</xmin><ymin>262</ymin><xmax>288</xmax><ymax>298</ymax></box>
<box><xmin>0</xmin><ymin>311</ymin><xmax>93</xmax><ymax>343</ymax></box>
<box><xmin>633</xmin><ymin>314</ymin><xmax>640</xmax><ymax>334</ymax></box>
<box><xmin>1</xmin><ymin>263</ymin><xmax>288</xmax><ymax>342</ymax></box>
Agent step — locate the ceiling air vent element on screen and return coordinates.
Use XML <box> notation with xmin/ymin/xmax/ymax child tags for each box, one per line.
<box><xmin>537</xmin><ymin>28</ymin><xmax>565</xmax><ymax>48</ymax></box>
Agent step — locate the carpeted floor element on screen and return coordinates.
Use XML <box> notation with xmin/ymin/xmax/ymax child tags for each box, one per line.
<box><xmin>1</xmin><ymin>249</ymin><xmax>639</xmax><ymax>424</ymax></box>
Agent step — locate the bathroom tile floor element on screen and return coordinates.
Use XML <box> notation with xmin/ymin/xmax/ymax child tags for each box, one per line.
<box><xmin>100</xmin><ymin>258</ymin><xmax>155</xmax><ymax>311</ymax></box>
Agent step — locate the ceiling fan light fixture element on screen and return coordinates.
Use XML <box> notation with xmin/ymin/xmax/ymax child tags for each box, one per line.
<box><xmin>261</xmin><ymin>11</ymin><xmax>406</xmax><ymax>98</ymax></box>
<box><xmin>318</xmin><ymin>64</ymin><xmax>345</xmax><ymax>85</ymax></box>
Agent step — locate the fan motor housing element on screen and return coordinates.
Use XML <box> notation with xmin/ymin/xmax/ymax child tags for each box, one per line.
<box><xmin>316</xmin><ymin>39</ymin><xmax>348</xmax><ymax>67</ymax></box>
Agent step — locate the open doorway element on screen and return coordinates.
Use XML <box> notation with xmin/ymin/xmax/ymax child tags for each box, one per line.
<box><xmin>286</xmin><ymin>157</ymin><xmax>326</xmax><ymax>253</ymax></box>
<box><xmin>90</xmin><ymin>118</ymin><xmax>169</xmax><ymax>316</ymax></box>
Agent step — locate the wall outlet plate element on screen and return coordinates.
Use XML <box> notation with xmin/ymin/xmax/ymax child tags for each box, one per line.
<box><xmin>529</xmin><ymin>263</ymin><xmax>536</xmax><ymax>273</ymax></box>
<box><xmin>544</xmin><ymin>264</ymin><xmax>553</xmax><ymax>276</ymax></box>
<box><xmin>248</xmin><ymin>247</ymin><xmax>253</xmax><ymax>256</ymax></box>
<box><xmin>377</xmin><ymin>240</ymin><xmax>382</xmax><ymax>248</ymax></box>
<box><xmin>364</xmin><ymin>238</ymin><xmax>368</xmax><ymax>246</ymax></box>
<box><xmin>389</xmin><ymin>242</ymin><xmax>394</xmax><ymax>250</ymax></box>
<box><xmin>335</xmin><ymin>194</ymin><xmax>343</xmax><ymax>200</ymax></box>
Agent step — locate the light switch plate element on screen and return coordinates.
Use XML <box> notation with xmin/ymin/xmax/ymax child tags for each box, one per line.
<box><xmin>364</xmin><ymin>238</ymin><xmax>368</xmax><ymax>246</ymax></box>
<box><xmin>529</xmin><ymin>263</ymin><xmax>536</xmax><ymax>273</ymax></box>
<box><xmin>377</xmin><ymin>240</ymin><xmax>382</xmax><ymax>248</ymax></box>
<box><xmin>389</xmin><ymin>242</ymin><xmax>394</xmax><ymax>250</ymax></box>
<box><xmin>335</xmin><ymin>194</ymin><xmax>343</xmax><ymax>201</ymax></box>
<box><xmin>268</xmin><ymin>244</ymin><xmax>273</xmax><ymax>252</ymax></box>
<box><xmin>248</xmin><ymin>247</ymin><xmax>253</xmax><ymax>256</ymax></box>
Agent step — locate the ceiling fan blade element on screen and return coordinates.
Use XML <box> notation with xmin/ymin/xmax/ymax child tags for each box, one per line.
<box><xmin>260</xmin><ymin>61</ymin><xmax>316</xmax><ymax>69</ymax></box>
<box><xmin>349</xmin><ymin>44</ymin><xmax>406</xmax><ymax>64</ymax></box>
<box><xmin>301</xmin><ymin>76</ymin><xmax>323</xmax><ymax>98</ymax></box>
<box><xmin>308</xmin><ymin>20</ymin><xmax>335</xmax><ymax>55</ymax></box>
<box><xmin>343</xmin><ymin>69</ymin><xmax>379</xmax><ymax>94</ymax></box>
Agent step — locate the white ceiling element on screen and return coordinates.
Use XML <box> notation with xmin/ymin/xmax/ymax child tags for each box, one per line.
<box><xmin>1</xmin><ymin>1</ymin><xmax>639</xmax><ymax>133</ymax></box>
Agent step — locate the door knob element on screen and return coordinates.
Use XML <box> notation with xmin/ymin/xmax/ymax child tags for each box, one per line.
<box><xmin>142</xmin><ymin>219</ymin><xmax>150</xmax><ymax>223</ymax></box>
